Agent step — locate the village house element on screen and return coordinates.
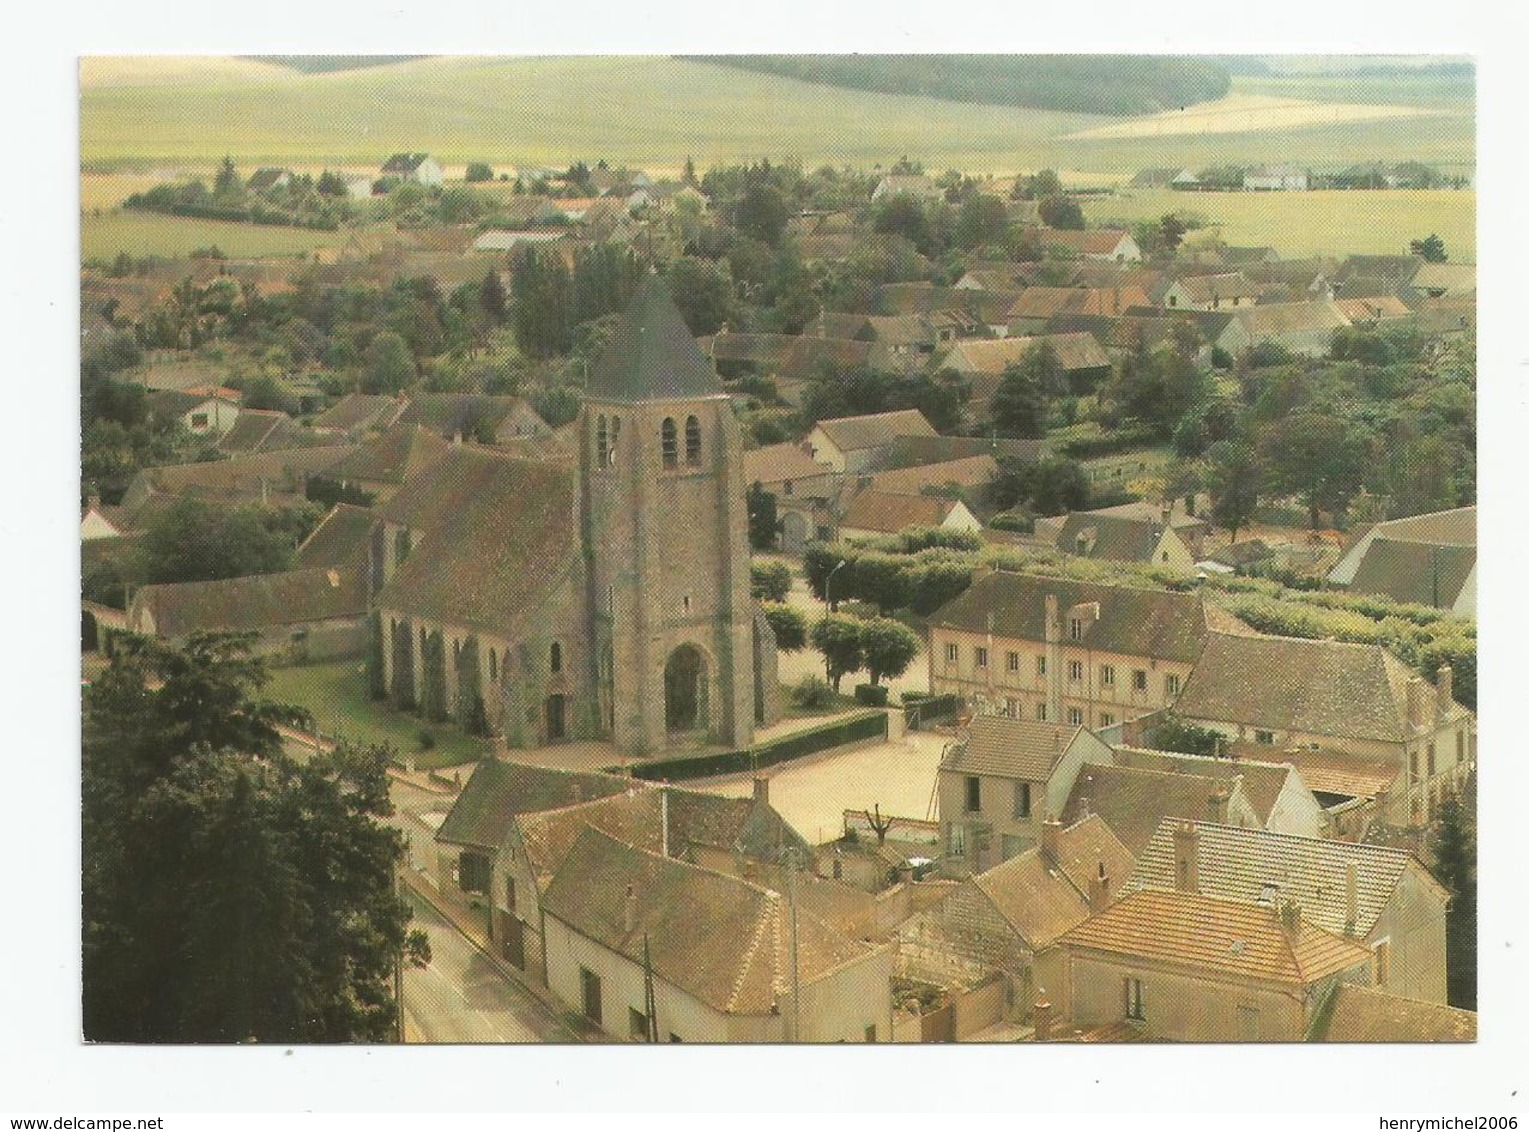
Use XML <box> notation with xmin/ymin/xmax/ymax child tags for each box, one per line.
<box><xmin>1006</xmin><ymin>286</ymin><xmax>1151</xmax><ymax>336</ymax></box>
<box><xmin>320</xmin><ymin>423</ymin><xmax>451</xmax><ymax>505</ymax></box>
<box><xmin>541</xmin><ymin>827</ymin><xmax>893</xmax><ymax>1042</ymax></box>
<box><xmin>1126</xmin><ymin>819</ymin><xmax>1450</xmax><ymax>1004</ymax></box>
<box><xmin>1228</xmin><ymin>298</ymin><xmax>1352</xmax><ymax>357</ymax></box>
<box><xmin>836</xmin><ymin>488</ymin><xmax>982</xmax><ymax>542</ymax></box>
<box><xmin>126</xmin><ymin>565</ymin><xmax>368</xmax><ymax>661</ymax></box>
<box><xmin>118</xmin><ymin>445</ymin><xmax>356</xmax><ymax>516</ymax></box>
<box><xmin>927</xmin><ymin>571</ymin><xmax>1220</xmax><ymax>732</ymax></box>
<box><xmin>293</xmin><ymin>502</ymin><xmax>376</xmax><ymax>571</ymax></box>
<box><xmin>482</xmin><ymin>777</ymin><xmax>812</xmax><ymax>983</ymax></box>
<box><xmin>1062</xmin><ymin>763</ymin><xmax>1263</xmax><ymax>856</ymax></box>
<box><xmin>215</xmin><ymin>408</ymin><xmax>307</xmax><ymax>456</ymax></box>
<box><xmin>309</xmin><ymin>393</ymin><xmax>408</xmax><ymax>439</ymax></box>
<box><xmin>865</xmin><ymin>454</ymin><xmax>999</xmax><ymax>501</ymax></box>
<box><xmin>1052</xmin><ymin>881</ymin><xmax>1373</xmax><ymax>1041</ymax></box>
<box><xmin>935</xmin><ymin>715</ymin><xmax>1115</xmax><ymax>873</ymax></box>
<box><xmin>1105</xmin><ymin>746</ymin><xmax>1329</xmax><ymax>841</ymax></box>
<box><xmin>1040</xmin><ymin>501</ymin><xmax>1209</xmax><ymax>570</ymax></box>
<box><xmin>381</xmin><ymin>152</ymin><xmax>444</xmax><ymax>186</ymax></box>
<box><xmin>743</xmin><ymin>442</ymin><xmax>840</xmax><ymax>555</ymax></box>
<box><xmin>147</xmin><ymin>389</ymin><xmax>240</xmax><ymax>436</ymax></box>
<box><xmin>1327</xmin><ymin>505</ymin><xmax>1475</xmax><ymax>616</ymax></box>
<box><xmin>393</xmin><ymin>393</ymin><xmax>553</xmax><ymax>446</ymax></box>
<box><xmin>1170</xmin><ymin>632</ymin><xmax>1475</xmax><ymax>826</ymax></box>
<box><xmin>1160</xmin><ymin>271</ymin><xmax>1260</xmax><ymax>311</ymax></box>
<box><xmin>246</xmin><ymin>167</ymin><xmax>292</xmax><ymax>193</ymax></box>
<box><xmin>1035</xmin><ymin>228</ymin><xmax>1143</xmax><ymax>263</ymax></box>
<box><xmin>1243</xmin><ymin>165</ymin><xmax>1310</xmax><ymax>192</ymax></box>
<box><xmin>372</xmin><ymin>277</ymin><xmax>781</xmax><ymax>754</ymax></box>
<box><xmin>938</xmin><ymin>332</ymin><xmax>1113</xmax><ymax>413</ymax></box>
<box><xmin>899</xmin><ymin>814</ymin><xmax>1134</xmax><ymax>1028</ymax></box>
<box><xmin>883</xmin><ymin>433</ymin><xmax>1051</xmax><ymax>470</ymax></box>
<box><xmin>805</xmin><ymin>409</ymin><xmax>938</xmax><ymax>474</ymax></box>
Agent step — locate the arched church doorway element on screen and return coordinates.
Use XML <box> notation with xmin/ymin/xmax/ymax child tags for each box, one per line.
<box><xmin>664</xmin><ymin>645</ymin><xmax>707</xmax><ymax>732</ymax></box>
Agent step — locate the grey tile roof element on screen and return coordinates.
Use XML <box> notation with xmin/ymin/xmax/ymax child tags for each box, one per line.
<box><xmin>587</xmin><ymin>275</ymin><xmax>723</xmax><ymax>402</ymax></box>
<box><xmin>929</xmin><ymin>571</ymin><xmax>1209</xmax><ymax>664</ymax></box>
<box><xmin>435</xmin><ymin>760</ymin><xmax>629</xmax><ymax>849</ymax></box>
<box><xmin>1063</xmin><ymin>764</ymin><xmax>1247</xmax><ymax>856</ymax></box>
<box><xmin>132</xmin><ymin>565</ymin><xmax>366</xmax><ymax>639</ymax></box>
<box><xmin>1172</xmin><ymin>632</ymin><xmax>1426</xmax><ymax>743</ymax></box>
<box><xmin>943</xmin><ymin>715</ymin><xmax>1080</xmax><ymax>782</ymax></box>
<box><xmin>1125</xmin><ymin>819</ymin><xmax>1443</xmax><ymax>938</ymax></box>
<box><xmin>815</xmin><ymin>409</ymin><xmax>937</xmax><ymax>454</ymax></box>
<box><xmin>1347</xmin><ymin>539</ymin><xmax>1475</xmax><ymax>609</ymax></box>
<box><xmin>1317</xmin><ymin>985</ymin><xmax>1476</xmax><ymax>1042</ymax></box>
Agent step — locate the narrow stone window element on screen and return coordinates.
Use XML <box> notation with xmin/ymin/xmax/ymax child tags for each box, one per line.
<box><xmin>596</xmin><ymin>414</ymin><xmax>608</xmax><ymax>466</ymax></box>
<box><xmin>685</xmin><ymin>415</ymin><xmax>702</xmax><ymax>466</ymax></box>
<box><xmin>661</xmin><ymin>418</ymin><xmax>678</xmax><ymax>468</ymax></box>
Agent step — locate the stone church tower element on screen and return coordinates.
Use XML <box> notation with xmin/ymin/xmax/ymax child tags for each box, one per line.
<box><xmin>579</xmin><ymin>277</ymin><xmax>766</xmax><ymax>754</ymax></box>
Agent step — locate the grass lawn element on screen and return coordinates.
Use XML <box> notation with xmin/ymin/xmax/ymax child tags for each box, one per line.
<box><xmin>81</xmin><ymin>210</ymin><xmax>342</xmax><ymax>261</ymax></box>
<box><xmin>1085</xmin><ymin>186</ymin><xmax>1475</xmax><ymax>261</ymax></box>
<box><xmin>263</xmin><ymin>659</ymin><xmax>487</xmax><ymax>770</ymax></box>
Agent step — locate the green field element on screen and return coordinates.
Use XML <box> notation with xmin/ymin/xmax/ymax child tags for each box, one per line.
<box><xmin>79</xmin><ymin>56</ymin><xmax>1474</xmax><ymax>179</ymax></box>
<box><xmin>81</xmin><ymin>210</ymin><xmax>343</xmax><ymax>261</ymax></box>
<box><xmin>1086</xmin><ymin>188</ymin><xmax>1475</xmax><ymax>260</ymax></box>
<box><xmin>264</xmin><ymin>659</ymin><xmax>487</xmax><ymax>770</ymax></box>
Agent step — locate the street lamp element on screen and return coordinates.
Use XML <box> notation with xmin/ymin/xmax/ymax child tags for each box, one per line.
<box><xmin>825</xmin><ymin>559</ymin><xmax>846</xmax><ymax>611</ymax></box>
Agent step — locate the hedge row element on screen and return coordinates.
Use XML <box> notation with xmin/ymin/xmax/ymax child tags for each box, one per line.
<box><xmin>613</xmin><ymin>710</ymin><xmax>888</xmax><ymax>782</ymax></box>
<box><xmin>124</xmin><ymin>199</ymin><xmax>343</xmax><ymax>231</ymax></box>
<box><xmin>902</xmin><ymin>692</ymin><xmax>962</xmax><ymax>725</ymax></box>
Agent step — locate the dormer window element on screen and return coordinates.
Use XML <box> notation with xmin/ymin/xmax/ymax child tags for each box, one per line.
<box><xmin>1070</xmin><ymin>618</ymin><xmax>1083</xmax><ymax>641</ymax></box>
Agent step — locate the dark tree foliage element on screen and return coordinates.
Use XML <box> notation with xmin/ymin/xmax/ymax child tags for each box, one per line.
<box><xmin>761</xmin><ymin>602</ymin><xmax>807</xmax><ymax>653</ymax></box>
<box><xmin>1259</xmin><ymin>412</ymin><xmax>1369</xmax><ymax>528</ymax></box>
<box><xmin>860</xmin><ymin>617</ymin><xmax>920</xmax><ymax>685</ymax></box>
<box><xmin>663</xmin><ymin>256</ymin><xmax>735</xmax><ymax>336</ymax></box>
<box><xmin>465</xmin><ymin>162</ymin><xmax>494</xmax><ymax>183</ymax></box>
<box><xmin>989</xmin><ymin>456</ymin><xmax>1090</xmax><ymax>517</ymax></box>
<box><xmin>811</xmin><ymin>614</ymin><xmax>866</xmax><ymax>692</ymax></box>
<box><xmin>82</xmin><ymin>631</ymin><xmax>427</xmax><ymax>1042</ymax></box>
<box><xmin>1204</xmin><ymin>439</ymin><xmax>1263</xmax><ymax>541</ymax></box>
<box><xmin>1429</xmin><ymin>772</ymin><xmax>1476</xmax><ymax>1009</ymax></box>
<box><xmin>1142</xmin><ymin>715</ymin><xmax>1225</xmax><ymax>757</ymax></box>
<box><xmin>747</xmin><ymin>484</ymin><xmax>781</xmax><ymax>552</ymax></box>
<box><xmin>1409</xmin><ymin>233</ymin><xmax>1448</xmax><ymax>263</ymax></box>
<box><xmin>1038</xmin><ymin>196</ymin><xmax>1085</xmax><ymax>230</ymax></box>
<box><xmin>478</xmin><ymin>268</ymin><xmax>508</xmax><ymax>323</ymax></box>
<box><xmin>749</xmin><ymin>559</ymin><xmax>792</xmax><ymax>602</ymax></box>
<box><xmin>510</xmin><ymin>247</ymin><xmax>573</xmax><ymax>359</ymax></box>
<box><xmin>136</xmin><ymin>497</ymin><xmax>296</xmax><ymax>584</ymax></box>
<box><xmin>799</xmin><ymin>366</ymin><xmax>966</xmax><ymax>434</ymax></box>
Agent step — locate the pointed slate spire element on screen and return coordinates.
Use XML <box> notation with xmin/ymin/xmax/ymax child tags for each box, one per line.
<box><xmin>586</xmin><ymin>273</ymin><xmax>723</xmax><ymax>402</ymax></box>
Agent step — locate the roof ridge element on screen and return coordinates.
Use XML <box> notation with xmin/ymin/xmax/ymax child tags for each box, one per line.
<box><xmin>728</xmin><ymin>888</ymin><xmax>781</xmax><ymax>1015</ymax></box>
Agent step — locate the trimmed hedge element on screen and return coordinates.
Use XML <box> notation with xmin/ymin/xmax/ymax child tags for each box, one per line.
<box><xmin>612</xmin><ymin>710</ymin><xmax>888</xmax><ymax>782</ymax></box>
<box><xmin>902</xmin><ymin>692</ymin><xmax>962</xmax><ymax>726</ymax></box>
<box><xmin>854</xmin><ymin>683</ymin><xmax>890</xmax><ymax>707</ymax></box>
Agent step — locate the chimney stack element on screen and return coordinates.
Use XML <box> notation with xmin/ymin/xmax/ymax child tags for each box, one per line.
<box><xmin>623</xmin><ymin>883</ymin><xmax>637</xmax><ymax>934</ymax></box>
<box><xmin>1172</xmin><ymin>821</ymin><xmax>1200</xmax><ymax>893</ymax></box>
<box><xmin>1040</xmin><ymin>815</ymin><xmax>1063</xmax><ymax>863</ymax></box>
<box><xmin>1088</xmin><ymin>860</ymin><xmax>1111</xmax><ymax>911</ymax></box>
<box><xmin>753</xmin><ymin>777</ymin><xmax>770</xmax><ymax>805</ymax></box>
<box><xmin>1207</xmin><ymin>785</ymin><xmax>1231</xmax><ymax>825</ymax></box>
<box><xmin>1279</xmin><ymin>900</ymin><xmax>1303</xmax><ymax>943</ymax></box>
<box><xmin>1044</xmin><ymin>594</ymin><xmax>1061</xmax><ymax>644</ymax></box>
<box><xmin>1344</xmin><ymin>859</ymin><xmax>1359</xmax><ymax>938</ymax></box>
<box><xmin>1032</xmin><ymin>998</ymin><xmax>1054</xmax><ymax>1042</ymax></box>
<box><xmin>1437</xmin><ymin>666</ymin><xmax>1454</xmax><ymax>708</ymax></box>
<box><xmin>1406</xmin><ymin>678</ymin><xmax>1426</xmax><ymax>730</ymax></box>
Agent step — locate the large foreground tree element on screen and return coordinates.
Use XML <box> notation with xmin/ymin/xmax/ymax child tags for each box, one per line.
<box><xmin>83</xmin><ymin>631</ymin><xmax>427</xmax><ymax>1043</ymax></box>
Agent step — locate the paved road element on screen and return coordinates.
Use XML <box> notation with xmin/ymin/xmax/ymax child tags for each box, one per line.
<box><xmin>402</xmin><ymin>889</ymin><xmax>583</xmax><ymax>1044</ymax></box>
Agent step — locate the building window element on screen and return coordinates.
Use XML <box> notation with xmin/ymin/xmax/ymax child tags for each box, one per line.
<box><xmin>1410</xmin><ymin>749</ymin><xmax>1420</xmax><ymax>782</ymax></box>
<box><xmin>1005</xmin><ymin>698</ymin><xmax>1019</xmax><ymax>719</ymax></box>
<box><xmin>1100</xmin><ymin>664</ymin><xmax>1115</xmax><ymax>686</ymax></box>
<box><xmin>1037</xmin><ymin>656</ymin><xmax>1047</xmax><ymax>677</ymax></box>
<box><xmin>1099</xmin><ymin>712</ymin><xmax>1115</xmax><ymax>728</ymax></box>
<box><xmin>1132</xmin><ymin>669</ymin><xmax>1147</xmax><ymax>692</ymax></box>
<box><xmin>549</xmin><ymin>641</ymin><xmax>562</xmax><ymax>673</ymax></box>
<box><xmin>1374</xmin><ymin>940</ymin><xmax>1391</xmax><ymax>986</ymax></box>
<box><xmin>1255</xmin><ymin>730</ymin><xmax>1274</xmax><ymax>745</ymax></box>
<box><xmin>580</xmin><ymin>968</ymin><xmax>603</xmax><ymax>1025</ymax></box>
<box><xmin>1036</xmin><ymin>702</ymin><xmax>1048</xmax><ymax>722</ymax></box>
<box><xmin>1068</xmin><ymin>660</ymin><xmax>1083</xmax><ymax>682</ymax></box>
<box><xmin>661</xmin><ymin>417</ymin><xmax>678</xmax><ymax>469</ymax></box>
<box><xmin>629</xmin><ymin>1007</ymin><xmax>650</xmax><ymax>1041</ymax></box>
<box><xmin>1068</xmin><ymin>707</ymin><xmax>1084</xmax><ymax>726</ymax></box>
<box><xmin>1166</xmin><ymin>673</ymin><xmax>1182</xmax><ymax>696</ymax></box>
<box><xmin>1125</xmin><ymin>977</ymin><xmax>1145</xmax><ymax>1021</ymax></box>
<box><xmin>458</xmin><ymin>851</ymin><xmax>491</xmax><ymax>894</ymax></box>
<box><xmin>1427</xmin><ymin>743</ymin><xmax>1436</xmax><ymax>777</ymax></box>
<box><xmin>1070</xmin><ymin>618</ymin><xmax>1083</xmax><ymax>641</ymax></box>
<box><xmin>1014</xmin><ymin>782</ymin><xmax>1032</xmax><ymax>819</ymax></box>
<box><xmin>965</xmin><ymin>776</ymin><xmax>982</xmax><ymax>814</ymax></box>
<box><xmin>945</xmin><ymin>643</ymin><xmax>959</xmax><ymax>664</ymax></box>
<box><xmin>609</xmin><ymin>417</ymin><xmax>620</xmax><ymax>462</ymax></box>
<box><xmin>1456</xmin><ymin>731</ymin><xmax>1466</xmax><ymax>764</ymax></box>
<box><xmin>685</xmin><ymin>415</ymin><xmax>702</xmax><ymax>466</ymax></box>
<box><xmin>784</xmin><ymin>480</ymin><xmax>794</xmax><ymax>496</ymax></box>
<box><xmin>489</xmin><ymin>648</ymin><xmax>498</xmax><ymax>681</ymax></box>
<box><xmin>596</xmin><ymin>414</ymin><xmax>609</xmax><ymax>466</ymax></box>
<box><xmin>975</xmin><ymin>647</ymin><xmax>989</xmax><ymax>669</ymax></box>
<box><xmin>1006</xmin><ymin>651</ymin><xmax>1020</xmax><ymax>673</ymax></box>
<box><xmin>505</xmin><ymin>875</ymin><xmax>516</xmax><ymax>913</ymax></box>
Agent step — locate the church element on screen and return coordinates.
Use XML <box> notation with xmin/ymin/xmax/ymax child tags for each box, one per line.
<box><xmin>369</xmin><ymin>277</ymin><xmax>782</xmax><ymax>754</ymax></box>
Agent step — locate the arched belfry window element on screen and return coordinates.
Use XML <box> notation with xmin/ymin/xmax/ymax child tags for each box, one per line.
<box><xmin>596</xmin><ymin>415</ymin><xmax>608</xmax><ymax>466</ymax></box>
<box><xmin>661</xmin><ymin>418</ymin><xmax>678</xmax><ymax>469</ymax></box>
<box><xmin>685</xmin><ymin>415</ymin><xmax>702</xmax><ymax>466</ymax></box>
